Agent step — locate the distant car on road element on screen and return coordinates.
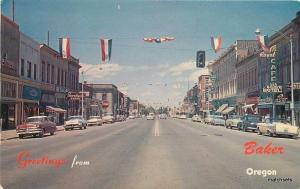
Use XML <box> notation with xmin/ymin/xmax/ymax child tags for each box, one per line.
<box><xmin>64</xmin><ymin>116</ymin><xmax>87</xmax><ymax>130</ymax></box>
<box><xmin>204</xmin><ymin>115</ymin><xmax>214</xmax><ymax>124</ymax></box>
<box><xmin>147</xmin><ymin>113</ymin><xmax>155</xmax><ymax>120</ymax></box>
<box><xmin>225</xmin><ymin>115</ymin><xmax>242</xmax><ymax>129</ymax></box>
<box><xmin>212</xmin><ymin>115</ymin><xmax>225</xmax><ymax>126</ymax></box>
<box><xmin>128</xmin><ymin>115</ymin><xmax>135</xmax><ymax>119</ymax></box>
<box><xmin>192</xmin><ymin>115</ymin><xmax>202</xmax><ymax>122</ymax></box>
<box><xmin>87</xmin><ymin>116</ymin><xmax>102</xmax><ymax>126</ymax></box>
<box><xmin>257</xmin><ymin>119</ymin><xmax>299</xmax><ymax>138</ymax></box>
<box><xmin>159</xmin><ymin>114</ymin><xmax>167</xmax><ymax>119</ymax></box>
<box><xmin>179</xmin><ymin>114</ymin><xmax>187</xmax><ymax>119</ymax></box>
<box><xmin>238</xmin><ymin>115</ymin><xmax>261</xmax><ymax>132</ymax></box>
<box><xmin>102</xmin><ymin>113</ymin><xmax>115</xmax><ymax>124</ymax></box>
<box><xmin>16</xmin><ymin>116</ymin><xmax>56</xmax><ymax>139</ymax></box>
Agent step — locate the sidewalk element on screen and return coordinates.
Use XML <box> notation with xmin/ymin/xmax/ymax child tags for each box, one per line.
<box><xmin>0</xmin><ymin>125</ymin><xmax>65</xmax><ymax>141</ymax></box>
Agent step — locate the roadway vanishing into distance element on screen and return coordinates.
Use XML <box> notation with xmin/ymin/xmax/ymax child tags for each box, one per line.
<box><xmin>1</xmin><ymin>118</ymin><xmax>300</xmax><ymax>189</ymax></box>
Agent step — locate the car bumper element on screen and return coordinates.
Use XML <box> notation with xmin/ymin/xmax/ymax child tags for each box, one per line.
<box><xmin>87</xmin><ymin>122</ymin><xmax>99</xmax><ymax>126</ymax></box>
<box><xmin>16</xmin><ymin>129</ymin><xmax>42</xmax><ymax>135</ymax></box>
<box><xmin>64</xmin><ymin>124</ymin><xmax>82</xmax><ymax>129</ymax></box>
<box><xmin>275</xmin><ymin>131</ymin><xmax>299</xmax><ymax>136</ymax></box>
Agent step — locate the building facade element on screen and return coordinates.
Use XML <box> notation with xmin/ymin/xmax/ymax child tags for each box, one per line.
<box><xmin>1</xmin><ymin>15</ymin><xmax>20</xmax><ymax>129</ymax></box>
<box><xmin>210</xmin><ymin>40</ymin><xmax>258</xmax><ymax>113</ymax></box>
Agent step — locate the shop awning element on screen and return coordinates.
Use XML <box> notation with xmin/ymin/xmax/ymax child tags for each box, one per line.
<box><xmin>46</xmin><ymin>106</ymin><xmax>66</xmax><ymax>113</ymax></box>
<box><xmin>216</xmin><ymin>104</ymin><xmax>228</xmax><ymax>113</ymax></box>
<box><xmin>221</xmin><ymin>107</ymin><xmax>235</xmax><ymax>114</ymax></box>
<box><xmin>242</xmin><ymin>104</ymin><xmax>255</xmax><ymax>109</ymax></box>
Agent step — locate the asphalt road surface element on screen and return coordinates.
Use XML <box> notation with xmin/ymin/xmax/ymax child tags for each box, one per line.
<box><xmin>1</xmin><ymin>118</ymin><xmax>300</xmax><ymax>189</ymax></box>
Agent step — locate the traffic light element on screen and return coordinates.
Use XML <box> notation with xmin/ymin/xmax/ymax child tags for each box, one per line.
<box><xmin>196</xmin><ymin>51</ymin><xmax>205</xmax><ymax>68</ymax></box>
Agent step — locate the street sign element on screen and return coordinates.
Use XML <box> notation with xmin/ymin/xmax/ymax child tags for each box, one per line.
<box><xmin>196</xmin><ymin>51</ymin><xmax>205</xmax><ymax>68</ymax></box>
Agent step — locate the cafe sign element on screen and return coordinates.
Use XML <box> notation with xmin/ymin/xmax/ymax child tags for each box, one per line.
<box><xmin>259</xmin><ymin>45</ymin><xmax>277</xmax><ymax>58</ymax></box>
<box><xmin>262</xmin><ymin>83</ymin><xmax>282</xmax><ymax>93</ymax></box>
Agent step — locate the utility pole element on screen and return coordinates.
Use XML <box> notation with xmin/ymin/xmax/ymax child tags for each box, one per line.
<box><xmin>47</xmin><ymin>31</ymin><xmax>50</xmax><ymax>46</ymax></box>
<box><xmin>12</xmin><ymin>0</ymin><xmax>15</xmax><ymax>22</ymax></box>
<box><xmin>290</xmin><ymin>34</ymin><xmax>295</xmax><ymax>126</ymax></box>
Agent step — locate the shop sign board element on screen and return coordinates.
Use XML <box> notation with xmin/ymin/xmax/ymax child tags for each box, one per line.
<box><xmin>22</xmin><ymin>85</ymin><xmax>41</xmax><ymax>101</ymax></box>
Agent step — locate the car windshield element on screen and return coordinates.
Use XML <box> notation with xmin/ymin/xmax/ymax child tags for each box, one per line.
<box><xmin>68</xmin><ymin>116</ymin><xmax>82</xmax><ymax>120</ymax></box>
<box><xmin>26</xmin><ymin>117</ymin><xmax>44</xmax><ymax>123</ymax></box>
<box><xmin>90</xmin><ymin>116</ymin><xmax>100</xmax><ymax>119</ymax></box>
<box><xmin>247</xmin><ymin>116</ymin><xmax>260</xmax><ymax>122</ymax></box>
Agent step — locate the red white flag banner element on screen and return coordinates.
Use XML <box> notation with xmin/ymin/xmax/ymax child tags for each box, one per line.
<box><xmin>100</xmin><ymin>39</ymin><xmax>112</xmax><ymax>63</ymax></box>
<box><xmin>211</xmin><ymin>36</ymin><xmax>222</xmax><ymax>53</ymax></box>
<box><xmin>59</xmin><ymin>37</ymin><xmax>71</xmax><ymax>59</ymax></box>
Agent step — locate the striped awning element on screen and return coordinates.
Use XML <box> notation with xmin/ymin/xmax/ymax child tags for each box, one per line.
<box><xmin>221</xmin><ymin>107</ymin><xmax>235</xmax><ymax>114</ymax></box>
<box><xmin>46</xmin><ymin>106</ymin><xmax>66</xmax><ymax>113</ymax></box>
<box><xmin>243</xmin><ymin>104</ymin><xmax>255</xmax><ymax>109</ymax></box>
<box><xmin>216</xmin><ymin>104</ymin><xmax>228</xmax><ymax>113</ymax></box>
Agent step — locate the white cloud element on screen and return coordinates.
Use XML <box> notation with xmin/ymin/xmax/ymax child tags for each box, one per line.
<box><xmin>80</xmin><ymin>63</ymin><xmax>122</xmax><ymax>82</ymax></box>
<box><xmin>160</xmin><ymin>60</ymin><xmax>195</xmax><ymax>76</ymax></box>
<box><xmin>189</xmin><ymin>67</ymin><xmax>209</xmax><ymax>82</ymax></box>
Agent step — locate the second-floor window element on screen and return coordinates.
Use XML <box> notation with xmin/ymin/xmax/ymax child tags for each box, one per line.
<box><xmin>51</xmin><ymin>65</ymin><xmax>54</xmax><ymax>84</ymax></box>
<box><xmin>47</xmin><ymin>64</ymin><xmax>50</xmax><ymax>83</ymax></box>
<box><xmin>21</xmin><ymin>59</ymin><xmax>25</xmax><ymax>76</ymax></box>
<box><xmin>41</xmin><ymin>61</ymin><xmax>45</xmax><ymax>82</ymax></box>
<box><xmin>33</xmin><ymin>64</ymin><xmax>37</xmax><ymax>80</ymax></box>
<box><xmin>57</xmin><ymin>68</ymin><xmax>60</xmax><ymax>85</ymax></box>
<box><xmin>27</xmin><ymin>61</ymin><xmax>31</xmax><ymax>78</ymax></box>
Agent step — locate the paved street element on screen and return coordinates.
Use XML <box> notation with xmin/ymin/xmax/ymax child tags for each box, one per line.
<box><xmin>1</xmin><ymin>118</ymin><xmax>299</xmax><ymax>189</ymax></box>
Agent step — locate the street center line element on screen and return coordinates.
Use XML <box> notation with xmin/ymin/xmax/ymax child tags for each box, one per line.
<box><xmin>154</xmin><ymin>119</ymin><xmax>160</xmax><ymax>137</ymax></box>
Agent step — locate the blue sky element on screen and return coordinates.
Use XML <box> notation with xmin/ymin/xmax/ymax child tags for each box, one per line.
<box><xmin>1</xmin><ymin>0</ymin><xmax>299</xmax><ymax>107</ymax></box>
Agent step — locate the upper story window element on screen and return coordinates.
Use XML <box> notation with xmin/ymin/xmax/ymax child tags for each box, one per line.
<box><xmin>41</xmin><ymin>61</ymin><xmax>45</xmax><ymax>82</ymax></box>
<box><xmin>21</xmin><ymin>59</ymin><xmax>25</xmax><ymax>76</ymax></box>
<box><xmin>33</xmin><ymin>64</ymin><xmax>37</xmax><ymax>80</ymax></box>
<box><xmin>27</xmin><ymin>61</ymin><xmax>31</xmax><ymax>78</ymax></box>
<box><xmin>47</xmin><ymin>64</ymin><xmax>50</xmax><ymax>83</ymax></box>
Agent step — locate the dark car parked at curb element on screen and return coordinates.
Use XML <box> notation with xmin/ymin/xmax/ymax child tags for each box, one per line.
<box><xmin>237</xmin><ymin>115</ymin><xmax>262</xmax><ymax>132</ymax></box>
<box><xmin>16</xmin><ymin>116</ymin><xmax>57</xmax><ymax>139</ymax></box>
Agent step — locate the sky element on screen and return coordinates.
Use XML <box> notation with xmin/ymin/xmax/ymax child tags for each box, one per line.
<box><xmin>1</xmin><ymin>0</ymin><xmax>299</xmax><ymax>107</ymax></box>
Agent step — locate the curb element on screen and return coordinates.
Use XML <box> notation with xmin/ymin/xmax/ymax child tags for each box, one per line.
<box><xmin>1</xmin><ymin>127</ymin><xmax>65</xmax><ymax>141</ymax></box>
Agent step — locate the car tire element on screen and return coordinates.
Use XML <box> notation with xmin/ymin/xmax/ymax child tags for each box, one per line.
<box><xmin>50</xmin><ymin>131</ymin><xmax>54</xmax><ymax>135</ymax></box>
<box><xmin>39</xmin><ymin>130</ymin><xmax>44</xmax><ymax>138</ymax></box>
<box><xmin>267</xmin><ymin>130</ymin><xmax>273</xmax><ymax>137</ymax></box>
<box><xmin>65</xmin><ymin>128</ymin><xmax>68</xmax><ymax>131</ymax></box>
<box><xmin>19</xmin><ymin>134</ymin><xmax>24</xmax><ymax>139</ymax></box>
<box><xmin>257</xmin><ymin>128</ymin><xmax>262</xmax><ymax>135</ymax></box>
<box><xmin>243</xmin><ymin>126</ymin><xmax>246</xmax><ymax>132</ymax></box>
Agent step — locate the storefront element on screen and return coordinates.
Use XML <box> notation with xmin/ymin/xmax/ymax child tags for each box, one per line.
<box><xmin>1</xmin><ymin>79</ymin><xmax>19</xmax><ymax>130</ymax></box>
<box><xmin>21</xmin><ymin>85</ymin><xmax>41</xmax><ymax>121</ymax></box>
<box><xmin>40</xmin><ymin>90</ymin><xmax>56</xmax><ymax>115</ymax></box>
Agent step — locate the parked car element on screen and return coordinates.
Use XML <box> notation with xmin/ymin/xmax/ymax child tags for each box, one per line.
<box><xmin>159</xmin><ymin>114</ymin><xmax>167</xmax><ymax>119</ymax></box>
<box><xmin>16</xmin><ymin>116</ymin><xmax>56</xmax><ymax>139</ymax></box>
<box><xmin>102</xmin><ymin>113</ymin><xmax>115</xmax><ymax>124</ymax></box>
<box><xmin>225</xmin><ymin>115</ymin><xmax>242</xmax><ymax>129</ymax></box>
<box><xmin>87</xmin><ymin>116</ymin><xmax>102</xmax><ymax>126</ymax></box>
<box><xmin>192</xmin><ymin>115</ymin><xmax>202</xmax><ymax>122</ymax></box>
<box><xmin>257</xmin><ymin>119</ymin><xmax>299</xmax><ymax>138</ymax></box>
<box><xmin>128</xmin><ymin>115</ymin><xmax>135</xmax><ymax>119</ymax></box>
<box><xmin>64</xmin><ymin>116</ymin><xmax>87</xmax><ymax>130</ymax></box>
<box><xmin>147</xmin><ymin>113</ymin><xmax>155</xmax><ymax>120</ymax></box>
<box><xmin>179</xmin><ymin>114</ymin><xmax>187</xmax><ymax>119</ymax></box>
<box><xmin>204</xmin><ymin>115</ymin><xmax>214</xmax><ymax>124</ymax></box>
<box><xmin>238</xmin><ymin>115</ymin><xmax>261</xmax><ymax>132</ymax></box>
<box><xmin>212</xmin><ymin>115</ymin><xmax>225</xmax><ymax>126</ymax></box>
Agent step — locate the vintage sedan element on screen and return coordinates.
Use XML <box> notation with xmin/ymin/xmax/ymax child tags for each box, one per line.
<box><xmin>257</xmin><ymin>119</ymin><xmax>299</xmax><ymax>138</ymax></box>
<box><xmin>64</xmin><ymin>116</ymin><xmax>87</xmax><ymax>130</ymax></box>
<box><xmin>87</xmin><ymin>116</ymin><xmax>102</xmax><ymax>126</ymax></box>
<box><xmin>146</xmin><ymin>113</ymin><xmax>155</xmax><ymax>120</ymax></box>
<box><xmin>192</xmin><ymin>115</ymin><xmax>202</xmax><ymax>122</ymax></box>
<box><xmin>16</xmin><ymin>116</ymin><xmax>56</xmax><ymax>139</ymax></box>
<box><xmin>225</xmin><ymin>115</ymin><xmax>242</xmax><ymax>129</ymax></box>
<box><xmin>102</xmin><ymin>113</ymin><xmax>115</xmax><ymax>124</ymax></box>
<box><xmin>238</xmin><ymin>115</ymin><xmax>261</xmax><ymax>132</ymax></box>
<box><xmin>212</xmin><ymin>115</ymin><xmax>226</xmax><ymax>126</ymax></box>
<box><xmin>204</xmin><ymin>115</ymin><xmax>214</xmax><ymax>124</ymax></box>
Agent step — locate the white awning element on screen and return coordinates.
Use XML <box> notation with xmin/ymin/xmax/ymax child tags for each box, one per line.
<box><xmin>242</xmin><ymin>104</ymin><xmax>255</xmax><ymax>109</ymax></box>
<box><xmin>46</xmin><ymin>106</ymin><xmax>66</xmax><ymax>113</ymax></box>
<box><xmin>216</xmin><ymin>104</ymin><xmax>228</xmax><ymax>113</ymax></box>
<box><xmin>221</xmin><ymin>107</ymin><xmax>235</xmax><ymax>114</ymax></box>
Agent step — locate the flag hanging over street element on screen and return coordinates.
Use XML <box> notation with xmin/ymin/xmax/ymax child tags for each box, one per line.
<box><xmin>59</xmin><ymin>37</ymin><xmax>71</xmax><ymax>59</ymax></box>
<box><xmin>210</xmin><ymin>36</ymin><xmax>222</xmax><ymax>53</ymax></box>
<box><xmin>100</xmin><ymin>39</ymin><xmax>112</xmax><ymax>62</ymax></box>
<box><xmin>143</xmin><ymin>36</ymin><xmax>175</xmax><ymax>43</ymax></box>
